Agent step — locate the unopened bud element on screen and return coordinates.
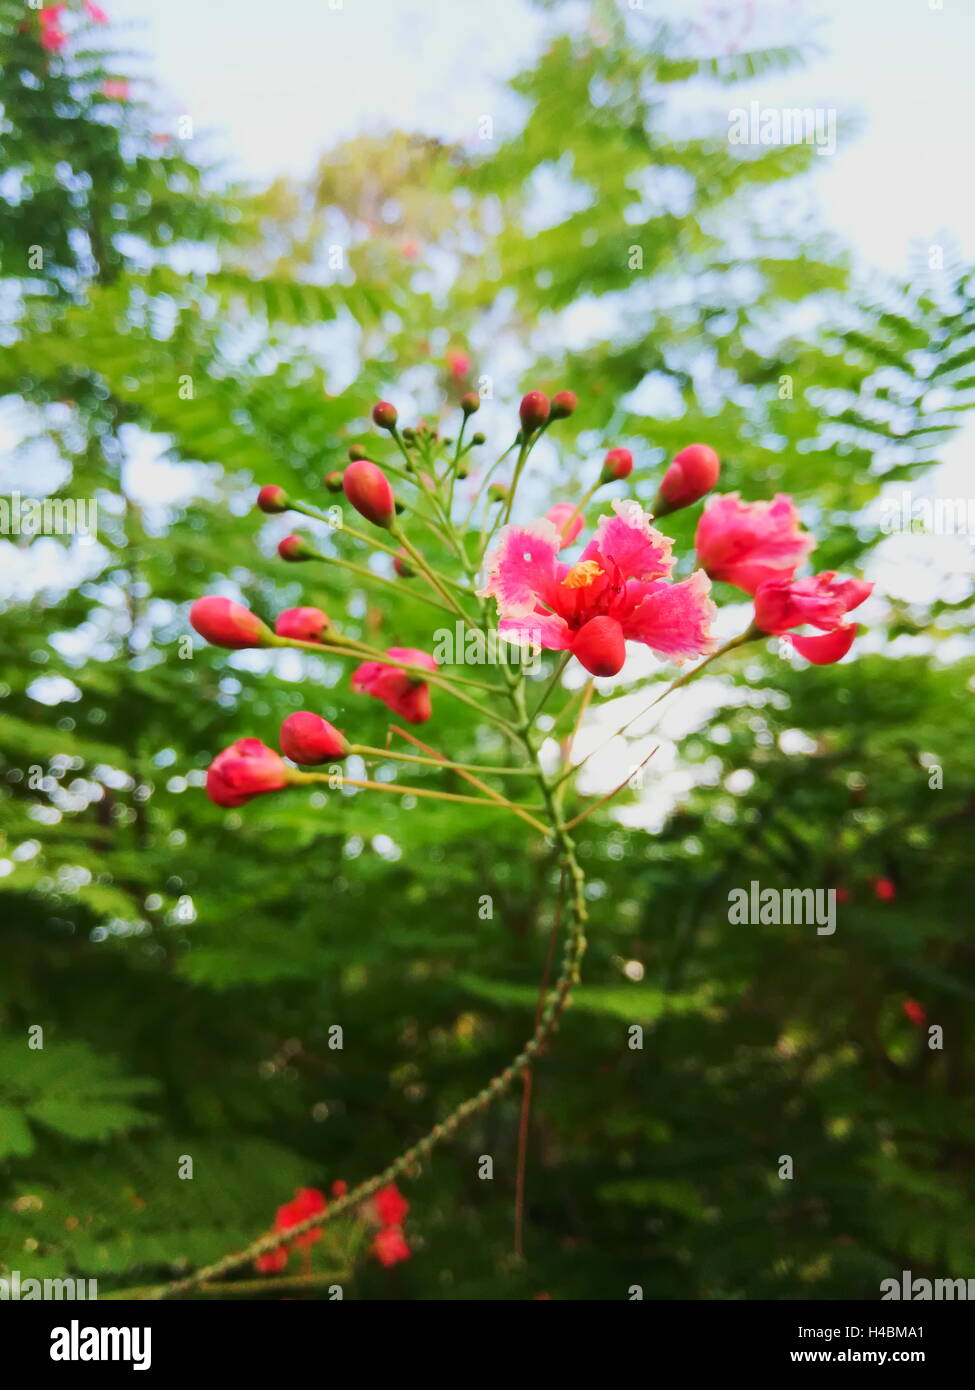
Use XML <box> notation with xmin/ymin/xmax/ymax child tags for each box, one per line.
<box><xmin>257</xmin><ymin>484</ymin><xmax>290</xmax><ymax>514</ymax></box>
<box><xmin>550</xmin><ymin>390</ymin><xmax>577</xmax><ymax>420</ymax></box>
<box><xmin>372</xmin><ymin>401</ymin><xmax>398</xmax><ymax>431</ymax></box>
<box><xmin>323</xmin><ymin>470</ymin><xmax>345</xmax><ymax>493</ymax></box>
<box><xmin>460</xmin><ymin>391</ymin><xmax>480</xmax><ymax>416</ymax></box>
<box><xmin>488</xmin><ymin>482</ymin><xmax>509</xmax><ymax>503</ymax></box>
<box><xmin>519</xmin><ymin>391</ymin><xmax>550</xmax><ymax>434</ymax></box>
<box><xmin>348</xmin><ymin>444</ymin><xmax>369</xmax><ymax>461</ymax></box>
<box><xmin>653</xmin><ymin>443</ymin><xmax>720</xmax><ymax>516</ymax></box>
<box><xmin>600</xmin><ymin>448</ymin><xmax>633</xmax><ymax>484</ymax></box>
<box><xmin>278</xmin><ymin>534</ymin><xmax>316</xmax><ymax>562</ymax></box>
<box><xmin>343</xmin><ymin>459</ymin><xmax>396</xmax><ymax>529</ymax></box>
<box><xmin>280</xmin><ymin>712</ymin><xmax>349</xmax><ymax>764</ymax></box>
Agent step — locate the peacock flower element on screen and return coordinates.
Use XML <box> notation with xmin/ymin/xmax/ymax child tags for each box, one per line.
<box><xmin>752</xmin><ymin>571</ymin><xmax>873</xmax><ymax>664</ymax></box>
<box><xmin>479</xmin><ymin>500</ymin><xmax>715</xmax><ymax>678</ymax></box>
<box><xmin>695</xmin><ymin>493</ymin><xmax>815</xmax><ymax>595</ymax></box>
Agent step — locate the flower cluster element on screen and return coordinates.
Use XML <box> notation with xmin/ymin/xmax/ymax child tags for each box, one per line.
<box><xmin>253</xmin><ymin>1182</ymin><xmax>411</xmax><ymax>1277</ymax></box>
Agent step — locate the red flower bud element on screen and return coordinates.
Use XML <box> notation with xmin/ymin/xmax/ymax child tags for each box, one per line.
<box><xmin>323</xmin><ymin>470</ymin><xmax>345</xmax><ymax>493</ymax></box>
<box><xmin>206</xmin><ymin>739</ymin><xmax>290</xmax><ymax>807</ymax></box>
<box><xmin>460</xmin><ymin>391</ymin><xmax>480</xmax><ymax>416</ymax></box>
<box><xmin>279</xmin><ymin>711</ymin><xmax>348</xmax><ymax>764</ymax></box>
<box><xmin>372</xmin><ymin>400</ymin><xmax>398</xmax><ymax>431</ymax></box>
<box><xmin>190</xmin><ymin>596</ymin><xmax>271</xmax><ymax>649</ymax></box>
<box><xmin>348</xmin><ymin>444</ymin><xmax>369</xmax><ymax>461</ymax></box>
<box><xmin>902</xmin><ymin>999</ymin><xmax>925</xmax><ymax>1027</ymax></box>
<box><xmin>275</xmin><ymin>607</ymin><xmax>330</xmax><ymax>643</ymax></box>
<box><xmin>570</xmin><ymin>615</ymin><xmax>626</xmax><ymax>677</ymax></box>
<box><xmin>550</xmin><ymin>390</ymin><xmax>577</xmax><ymax>420</ymax></box>
<box><xmin>278</xmin><ymin>534</ymin><xmax>316</xmax><ymax>562</ymax></box>
<box><xmin>343</xmin><ymin>459</ymin><xmax>396</xmax><ymax>528</ymax></box>
<box><xmin>332</xmin><ymin>1179</ymin><xmax>348</xmax><ymax>1198</ymax></box>
<box><xmin>257</xmin><ymin>484</ymin><xmax>290</xmax><ymax>514</ymax></box>
<box><xmin>653</xmin><ymin>444</ymin><xmax>720</xmax><ymax>515</ymax></box>
<box><xmin>519</xmin><ymin>391</ymin><xmax>550</xmax><ymax>434</ymax></box>
<box><xmin>600</xmin><ymin>447</ymin><xmax>633</xmax><ymax>483</ymax></box>
<box><xmin>874</xmin><ymin>877</ymin><xmax>897</xmax><ymax>902</ymax></box>
<box><xmin>393</xmin><ymin>550</ymin><xmax>415</xmax><ymax>578</ymax></box>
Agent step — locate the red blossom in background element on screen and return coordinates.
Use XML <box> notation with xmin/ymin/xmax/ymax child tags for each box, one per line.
<box><xmin>695</xmin><ymin>493</ymin><xmax>815</xmax><ymax>595</ymax></box>
<box><xmin>902</xmin><ymin>999</ymin><xmax>926</xmax><ymax>1027</ymax></box>
<box><xmin>206</xmin><ymin>740</ymin><xmax>290</xmax><ymax>808</ymax></box>
<box><xmin>84</xmin><ymin>0</ymin><xmax>110</xmax><ymax>21</ymax></box>
<box><xmin>255</xmin><ymin>1246</ymin><xmax>288</xmax><ymax>1274</ymax></box>
<box><xmin>874</xmin><ymin>877</ymin><xmax>897</xmax><ymax>902</ymax></box>
<box><xmin>373</xmin><ymin>1183</ymin><xmax>409</xmax><ymax>1227</ymax></box>
<box><xmin>372</xmin><ymin>1226</ymin><xmax>411</xmax><ymax>1268</ymax></box>
<box><xmin>276</xmin><ymin>1187</ymin><xmax>326</xmax><ymax>1249</ymax></box>
<box><xmin>39</xmin><ymin>5</ymin><xmax>67</xmax><ymax>51</ymax></box>
<box><xmin>352</xmin><ymin>648</ymin><xmax>437</xmax><ymax>724</ymax></box>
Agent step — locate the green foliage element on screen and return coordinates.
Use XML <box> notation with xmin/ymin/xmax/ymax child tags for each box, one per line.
<box><xmin>1</xmin><ymin>0</ymin><xmax>972</xmax><ymax>1301</ymax></box>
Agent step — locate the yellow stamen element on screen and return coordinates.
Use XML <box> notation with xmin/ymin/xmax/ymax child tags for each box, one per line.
<box><xmin>562</xmin><ymin>560</ymin><xmax>604</xmax><ymax>589</ymax></box>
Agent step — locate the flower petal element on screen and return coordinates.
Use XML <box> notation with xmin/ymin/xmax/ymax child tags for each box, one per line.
<box><xmin>582</xmin><ymin>499</ymin><xmax>674</xmax><ymax>582</ymax></box>
<box><xmin>498</xmin><ymin>614</ymin><xmax>571</xmax><ymax>651</ymax></box>
<box><xmin>478</xmin><ymin>520</ymin><xmax>562</xmax><ymax>618</ymax></box>
<box><xmin>789</xmin><ymin>624</ymin><xmax>858</xmax><ymax>664</ymax></box>
<box><xmin>621</xmin><ymin>571</ymin><xmax>716</xmax><ymax>664</ymax></box>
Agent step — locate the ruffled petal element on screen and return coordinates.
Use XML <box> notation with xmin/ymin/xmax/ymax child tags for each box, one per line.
<box><xmin>498</xmin><ymin>613</ymin><xmax>572</xmax><ymax>652</ymax></box>
<box><xmin>582</xmin><ymin>499</ymin><xmax>674</xmax><ymax>583</ymax></box>
<box><xmin>621</xmin><ymin>570</ymin><xmax>716</xmax><ymax>665</ymax></box>
<box><xmin>478</xmin><ymin>520</ymin><xmax>562</xmax><ymax>618</ymax></box>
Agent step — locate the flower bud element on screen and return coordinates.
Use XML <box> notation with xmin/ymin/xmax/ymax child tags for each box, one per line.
<box><xmin>278</xmin><ymin>534</ymin><xmax>316</xmax><ymax>562</ymax></box>
<box><xmin>600</xmin><ymin>447</ymin><xmax>633</xmax><ymax>483</ymax></box>
<box><xmin>348</xmin><ymin>444</ymin><xmax>369</xmax><ymax>461</ymax></box>
<box><xmin>257</xmin><ymin>484</ymin><xmax>290</xmax><ymax>514</ymax></box>
<box><xmin>472</xmin><ymin>431</ymin><xmax>486</xmax><ymax>445</ymax></box>
<box><xmin>190</xmin><ymin>596</ymin><xmax>272</xmax><ymax>649</ymax></box>
<box><xmin>393</xmin><ymin>551</ymin><xmax>415</xmax><ymax>578</ymax></box>
<box><xmin>460</xmin><ymin>391</ymin><xmax>480</xmax><ymax>416</ymax></box>
<box><xmin>653</xmin><ymin>443</ymin><xmax>720</xmax><ymax>516</ymax></box>
<box><xmin>519</xmin><ymin>391</ymin><xmax>550</xmax><ymax>434</ymax></box>
<box><xmin>206</xmin><ymin>739</ymin><xmax>290</xmax><ymax>807</ymax></box>
<box><xmin>279</xmin><ymin>711</ymin><xmax>349</xmax><ymax>764</ymax></box>
<box><xmin>550</xmin><ymin>390</ymin><xmax>577</xmax><ymax>420</ymax></box>
<box><xmin>372</xmin><ymin>400</ymin><xmax>398</xmax><ymax>431</ymax></box>
<box><xmin>275</xmin><ymin>607</ymin><xmax>330</xmax><ymax>643</ymax></box>
<box><xmin>401</xmin><ymin>427</ymin><xmax>416</xmax><ymax>444</ymax></box>
<box><xmin>343</xmin><ymin>459</ymin><xmax>396</xmax><ymax>529</ymax></box>
<box><xmin>323</xmin><ymin>469</ymin><xmax>345</xmax><ymax>493</ymax></box>
<box><xmin>488</xmin><ymin>482</ymin><xmax>509</xmax><ymax>503</ymax></box>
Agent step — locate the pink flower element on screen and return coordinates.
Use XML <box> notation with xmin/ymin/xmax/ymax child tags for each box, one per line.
<box><xmin>101</xmin><ymin>80</ymin><xmax>130</xmax><ymax>100</ymax></box>
<box><xmin>206</xmin><ymin>739</ymin><xmax>290</xmax><ymax>808</ymax></box>
<box><xmin>479</xmin><ymin>500</ymin><xmax>715</xmax><ymax>678</ymax></box>
<box><xmin>39</xmin><ymin>7</ymin><xmax>67</xmax><ymax>51</ymax></box>
<box><xmin>446</xmin><ymin>350</ymin><xmax>471</xmax><ymax>380</ymax></box>
<box><xmin>372</xmin><ymin>1226</ymin><xmax>411</xmax><ymax>1268</ymax></box>
<box><xmin>752</xmin><ymin>572</ymin><xmax>872</xmax><ymax>663</ymax></box>
<box><xmin>545</xmin><ymin>503</ymin><xmax>584</xmax><ymax>549</ymax></box>
<box><xmin>695</xmin><ymin>493</ymin><xmax>815</xmax><ymax>596</ymax></box>
<box><xmin>874</xmin><ymin>877</ymin><xmax>897</xmax><ymax>903</ymax></box>
<box><xmin>84</xmin><ymin>0</ymin><xmax>110</xmax><ymax>21</ymax></box>
<box><xmin>352</xmin><ymin>648</ymin><xmax>438</xmax><ymax>724</ymax></box>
